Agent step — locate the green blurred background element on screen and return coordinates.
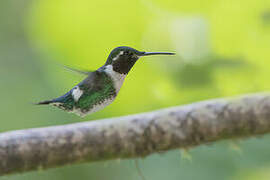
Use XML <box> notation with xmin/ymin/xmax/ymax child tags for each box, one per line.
<box><xmin>1</xmin><ymin>0</ymin><xmax>270</xmax><ymax>179</ymax></box>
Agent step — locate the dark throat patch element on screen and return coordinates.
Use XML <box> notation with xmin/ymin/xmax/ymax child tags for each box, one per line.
<box><xmin>112</xmin><ymin>56</ymin><xmax>138</xmax><ymax>74</ymax></box>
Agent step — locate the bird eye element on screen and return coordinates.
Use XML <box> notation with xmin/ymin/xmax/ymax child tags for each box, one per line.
<box><xmin>124</xmin><ymin>51</ymin><xmax>129</xmax><ymax>55</ymax></box>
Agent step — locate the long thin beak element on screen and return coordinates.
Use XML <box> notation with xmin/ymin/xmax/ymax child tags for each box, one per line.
<box><xmin>140</xmin><ymin>52</ymin><xmax>175</xmax><ymax>56</ymax></box>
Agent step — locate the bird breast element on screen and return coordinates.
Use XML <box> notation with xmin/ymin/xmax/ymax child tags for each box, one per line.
<box><xmin>103</xmin><ymin>65</ymin><xmax>126</xmax><ymax>93</ymax></box>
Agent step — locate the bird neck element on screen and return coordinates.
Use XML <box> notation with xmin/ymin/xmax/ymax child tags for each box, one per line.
<box><xmin>100</xmin><ymin>65</ymin><xmax>127</xmax><ymax>93</ymax></box>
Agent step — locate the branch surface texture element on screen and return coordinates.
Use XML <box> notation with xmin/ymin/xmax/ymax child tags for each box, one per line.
<box><xmin>1</xmin><ymin>94</ymin><xmax>270</xmax><ymax>176</ymax></box>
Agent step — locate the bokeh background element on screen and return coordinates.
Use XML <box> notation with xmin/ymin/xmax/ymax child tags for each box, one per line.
<box><xmin>1</xmin><ymin>0</ymin><xmax>270</xmax><ymax>179</ymax></box>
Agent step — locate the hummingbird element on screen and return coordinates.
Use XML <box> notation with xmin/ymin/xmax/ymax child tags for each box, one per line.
<box><xmin>37</xmin><ymin>46</ymin><xmax>175</xmax><ymax>117</ymax></box>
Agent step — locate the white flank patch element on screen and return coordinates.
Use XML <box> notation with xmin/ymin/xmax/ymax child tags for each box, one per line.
<box><xmin>104</xmin><ymin>65</ymin><xmax>126</xmax><ymax>93</ymax></box>
<box><xmin>52</xmin><ymin>102</ymin><xmax>62</xmax><ymax>107</ymax></box>
<box><xmin>112</xmin><ymin>51</ymin><xmax>124</xmax><ymax>61</ymax></box>
<box><xmin>72</xmin><ymin>86</ymin><xmax>83</xmax><ymax>102</ymax></box>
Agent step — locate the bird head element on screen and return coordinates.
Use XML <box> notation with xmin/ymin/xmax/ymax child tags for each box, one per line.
<box><xmin>104</xmin><ymin>46</ymin><xmax>175</xmax><ymax>74</ymax></box>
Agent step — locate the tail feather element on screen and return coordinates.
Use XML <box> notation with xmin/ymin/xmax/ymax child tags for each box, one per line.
<box><xmin>35</xmin><ymin>90</ymin><xmax>73</xmax><ymax>106</ymax></box>
<box><xmin>35</xmin><ymin>100</ymin><xmax>54</xmax><ymax>105</ymax></box>
<box><xmin>35</xmin><ymin>92</ymin><xmax>71</xmax><ymax>105</ymax></box>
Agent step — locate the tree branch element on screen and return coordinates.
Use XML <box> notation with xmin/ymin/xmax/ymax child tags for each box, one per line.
<box><xmin>1</xmin><ymin>94</ymin><xmax>270</xmax><ymax>176</ymax></box>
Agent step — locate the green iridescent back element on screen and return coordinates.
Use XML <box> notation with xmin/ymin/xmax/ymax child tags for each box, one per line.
<box><xmin>76</xmin><ymin>72</ymin><xmax>116</xmax><ymax>112</ymax></box>
<box><xmin>56</xmin><ymin>71</ymin><xmax>116</xmax><ymax>113</ymax></box>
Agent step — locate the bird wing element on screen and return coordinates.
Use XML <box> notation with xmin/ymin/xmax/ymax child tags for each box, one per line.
<box><xmin>62</xmin><ymin>65</ymin><xmax>93</xmax><ymax>75</ymax></box>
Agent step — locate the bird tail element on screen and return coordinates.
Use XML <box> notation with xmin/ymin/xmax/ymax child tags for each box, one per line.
<box><xmin>35</xmin><ymin>91</ymin><xmax>71</xmax><ymax>105</ymax></box>
<box><xmin>35</xmin><ymin>100</ymin><xmax>55</xmax><ymax>105</ymax></box>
